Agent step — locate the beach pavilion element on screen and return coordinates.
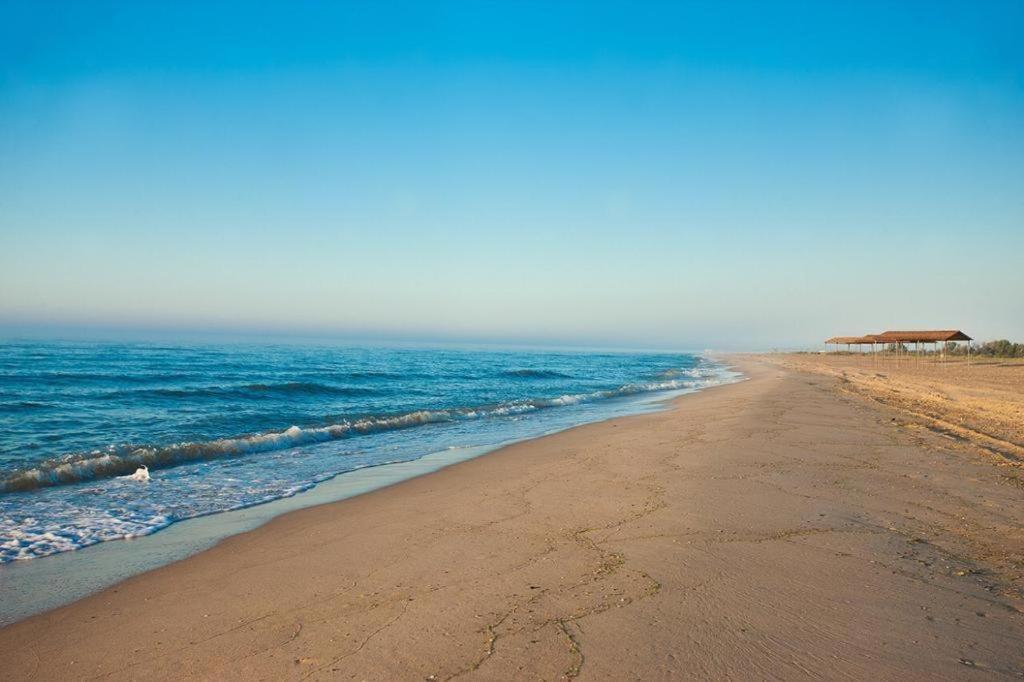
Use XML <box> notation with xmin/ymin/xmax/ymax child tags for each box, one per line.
<box><xmin>824</xmin><ymin>335</ymin><xmax>882</xmax><ymax>353</ymax></box>
<box><xmin>824</xmin><ymin>330</ymin><xmax>973</xmax><ymax>360</ymax></box>
<box><xmin>874</xmin><ymin>330</ymin><xmax>973</xmax><ymax>358</ymax></box>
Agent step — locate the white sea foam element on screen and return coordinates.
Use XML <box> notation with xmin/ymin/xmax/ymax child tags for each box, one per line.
<box><xmin>0</xmin><ymin>365</ymin><xmax>735</xmax><ymax>495</ymax></box>
<box><xmin>0</xmin><ymin>358</ymin><xmax>742</xmax><ymax>563</ymax></box>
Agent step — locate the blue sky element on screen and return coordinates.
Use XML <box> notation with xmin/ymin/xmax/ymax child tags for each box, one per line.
<box><xmin>1</xmin><ymin>1</ymin><xmax>1022</xmax><ymax>349</ymax></box>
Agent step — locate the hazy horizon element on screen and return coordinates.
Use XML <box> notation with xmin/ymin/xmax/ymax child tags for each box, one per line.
<box><xmin>0</xmin><ymin>316</ymin><xmax>1021</xmax><ymax>355</ymax></box>
<box><xmin>0</xmin><ymin>319</ymin><xmax>748</xmax><ymax>354</ymax></box>
<box><xmin>3</xmin><ymin>2</ymin><xmax>1022</xmax><ymax>349</ymax></box>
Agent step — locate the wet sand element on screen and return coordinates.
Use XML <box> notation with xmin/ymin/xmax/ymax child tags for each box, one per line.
<box><xmin>2</xmin><ymin>357</ymin><xmax>1022</xmax><ymax>679</ymax></box>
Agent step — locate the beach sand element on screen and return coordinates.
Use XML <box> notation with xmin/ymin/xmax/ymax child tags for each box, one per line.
<box><xmin>761</xmin><ymin>352</ymin><xmax>1024</xmax><ymax>466</ymax></box>
<box><xmin>2</xmin><ymin>357</ymin><xmax>1022</xmax><ymax>679</ymax></box>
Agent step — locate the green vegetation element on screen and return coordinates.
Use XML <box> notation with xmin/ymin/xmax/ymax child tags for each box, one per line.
<box><xmin>943</xmin><ymin>340</ymin><xmax>1024</xmax><ymax>358</ymax></box>
<box><xmin>846</xmin><ymin>340</ymin><xmax>1024</xmax><ymax>359</ymax></box>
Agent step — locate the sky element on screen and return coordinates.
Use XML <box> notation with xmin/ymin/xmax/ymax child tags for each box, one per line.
<box><xmin>1</xmin><ymin>1</ymin><xmax>1022</xmax><ymax>350</ymax></box>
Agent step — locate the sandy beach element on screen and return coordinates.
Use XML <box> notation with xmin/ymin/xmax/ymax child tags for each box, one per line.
<box><xmin>2</xmin><ymin>356</ymin><xmax>1022</xmax><ymax>679</ymax></box>
<box><xmin>5</xmin><ymin>3</ymin><xmax>1021</xmax><ymax>678</ymax></box>
<box><xmin>762</xmin><ymin>352</ymin><xmax>1024</xmax><ymax>467</ymax></box>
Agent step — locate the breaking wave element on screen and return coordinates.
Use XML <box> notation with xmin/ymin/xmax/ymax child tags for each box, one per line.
<box><xmin>0</xmin><ymin>368</ymin><xmax>721</xmax><ymax>494</ymax></box>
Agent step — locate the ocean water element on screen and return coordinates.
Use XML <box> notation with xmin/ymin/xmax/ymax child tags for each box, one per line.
<box><xmin>0</xmin><ymin>341</ymin><xmax>736</xmax><ymax>564</ymax></box>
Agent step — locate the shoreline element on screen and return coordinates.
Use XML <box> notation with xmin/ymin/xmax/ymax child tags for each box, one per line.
<box><xmin>0</xmin><ymin>368</ymin><xmax>740</xmax><ymax>627</ymax></box>
<box><xmin>2</xmin><ymin>357</ymin><xmax>1021</xmax><ymax>678</ymax></box>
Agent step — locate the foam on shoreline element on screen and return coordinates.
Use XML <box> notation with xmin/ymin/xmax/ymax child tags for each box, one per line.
<box><xmin>0</xmin><ymin>373</ymin><xmax>744</xmax><ymax>626</ymax></box>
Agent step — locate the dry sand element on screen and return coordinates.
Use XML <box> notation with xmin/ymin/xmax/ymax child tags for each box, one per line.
<box><xmin>763</xmin><ymin>353</ymin><xmax>1024</xmax><ymax>467</ymax></box>
<box><xmin>2</xmin><ymin>357</ymin><xmax>1022</xmax><ymax>679</ymax></box>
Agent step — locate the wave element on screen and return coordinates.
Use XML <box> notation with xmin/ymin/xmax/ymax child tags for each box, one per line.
<box><xmin>0</xmin><ymin>371</ymin><xmax>197</xmax><ymax>383</ymax></box>
<box><xmin>0</xmin><ymin>459</ymin><xmax>400</xmax><ymax>563</ymax></box>
<box><xmin>0</xmin><ymin>367</ymin><xmax>728</xmax><ymax>494</ymax></box>
<box><xmin>503</xmin><ymin>369</ymin><xmax>573</xmax><ymax>379</ymax></box>
<box><xmin>104</xmin><ymin>382</ymin><xmax>380</xmax><ymax>400</ymax></box>
<box><xmin>344</xmin><ymin>370</ymin><xmax>421</xmax><ymax>380</ymax></box>
<box><xmin>0</xmin><ymin>401</ymin><xmax>55</xmax><ymax>412</ymax></box>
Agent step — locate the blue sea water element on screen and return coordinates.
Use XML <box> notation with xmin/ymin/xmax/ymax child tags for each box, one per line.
<box><xmin>0</xmin><ymin>341</ymin><xmax>736</xmax><ymax>563</ymax></box>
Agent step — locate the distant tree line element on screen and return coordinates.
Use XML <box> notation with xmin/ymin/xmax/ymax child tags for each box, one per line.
<box><xmin>943</xmin><ymin>339</ymin><xmax>1024</xmax><ymax>358</ymax></box>
<box><xmin>872</xmin><ymin>340</ymin><xmax>1024</xmax><ymax>358</ymax></box>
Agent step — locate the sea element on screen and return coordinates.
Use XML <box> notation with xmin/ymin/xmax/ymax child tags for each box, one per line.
<box><xmin>0</xmin><ymin>340</ymin><xmax>737</xmax><ymax>571</ymax></box>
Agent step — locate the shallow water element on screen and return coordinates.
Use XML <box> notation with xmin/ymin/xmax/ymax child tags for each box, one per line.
<box><xmin>0</xmin><ymin>341</ymin><xmax>736</xmax><ymax>563</ymax></box>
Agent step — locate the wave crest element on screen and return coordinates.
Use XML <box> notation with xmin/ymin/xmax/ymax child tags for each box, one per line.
<box><xmin>503</xmin><ymin>369</ymin><xmax>573</xmax><ymax>379</ymax></box>
<box><xmin>106</xmin><ymin>382</ymin><xmax>379</xmax><ymax>400</ymax></box>
<box><xmin>1</xmin><ymin>366</ymin><xmax>729</xmax><ymax>494</ymax></box>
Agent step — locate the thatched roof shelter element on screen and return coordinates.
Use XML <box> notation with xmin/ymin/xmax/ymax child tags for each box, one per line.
<box><xmin>822</xmin><ymin>329</ymin><xmax>974</xmax><ymax>363</ymax></box>
<box><xmin>825</xmin><ymin>335</ymin><xmax>882</xmax><ymax>345</ymax></box>
<box><xmin>875</xmin><ymin>330</ymin><xmax>972</xmax><ymax>343</ymax></box>
<box><xmin>825</xmin><ymin>330</ymin><xmax>972</xmax><ymax>346</ymax></box>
